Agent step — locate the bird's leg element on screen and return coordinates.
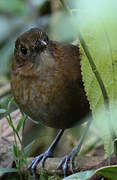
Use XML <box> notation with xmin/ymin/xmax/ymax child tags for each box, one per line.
<box><xmin>57</xmin><ymin>118</ymin><xmax>92</xmax><ymax>177</ymax></box>
<box><xmin>28</xmin><ymin>129</ymin><xmax>64</xmax><ymax>172</ymax></box>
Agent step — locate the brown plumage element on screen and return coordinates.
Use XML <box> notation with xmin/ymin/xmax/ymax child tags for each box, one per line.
<box><xmin>11</xmin><ymin>28</ymin><xmax>89</xmax><ymax>129</ymax></box>
<box><xmin>11</xmin><ymin>28</ymin><xmax>90</xmax><ymax>176</ymax></box>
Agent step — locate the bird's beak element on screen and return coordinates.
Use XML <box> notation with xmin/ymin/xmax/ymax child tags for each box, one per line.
<box><xmin>41</xmin><ymin>40</ymin><xmax>47</xmax><ymax>47</ymax></box>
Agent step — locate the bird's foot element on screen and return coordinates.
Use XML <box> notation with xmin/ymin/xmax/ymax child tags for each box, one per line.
<box><xmin>57</xmin><ymin>153</ymin><xmax>74</xmax><ymax>177</ymax></box>
<box><xmin>28</xmin><ymin>129</ymin><xmax>64</xmax><ymax>178</ymax></box>
<box><xmin>28</xmin><ymin>150</ymin><xmax>53</xmax><ymax>177</ymax></box>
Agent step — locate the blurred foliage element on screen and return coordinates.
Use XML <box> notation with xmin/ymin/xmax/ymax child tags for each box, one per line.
<box><xmin>77</xmin><ymin>0</ymin><xmax>117</xmax><ymax>157</ymax></box>
<box><xmin>0</xmin><ymin>0</ymin><xmax>50</xmax><ymax>78</ymax></box>
<box><xmin>55</xmin><ymin>0</ymin><xmax>117</xmax><ymax>159</ymax></box>
<box><xmin>62</xmin><ymin>170</ymin><xmax>95</xmax><ymax>180</ymax></box>
<box><xmin>96</xmin><ymin>165</ymin><xmax>117</xmax><ymax>180</ymax></box>
<box><xmin>0</xmin><ymin>0</ymin><xmax>27</xmax><ymax>14</ymax></box>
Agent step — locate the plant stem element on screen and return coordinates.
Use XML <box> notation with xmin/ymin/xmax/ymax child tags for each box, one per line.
<box><xmin>7</xmin><ymin>113</ymin><xmax>22</xmax><ymax>145</ymax></box>
<box><xmin>78</xmin><ymin>31</ymin><xmax>109</xmax><ymax>105</ymax></box>
<box><xmin>78</xmin><ymin>31</ymin><xmax>116</xmax><ymax>139</ymax></box>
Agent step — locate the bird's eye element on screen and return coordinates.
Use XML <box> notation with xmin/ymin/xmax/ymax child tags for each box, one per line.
<box><xmin>20</xmin><ymin>45</ymin><xmax>27</xmax><ymax>55</ymax></box>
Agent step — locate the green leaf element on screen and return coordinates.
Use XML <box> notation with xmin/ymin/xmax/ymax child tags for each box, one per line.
<box><xmin>0</xmin><ymin>108</ymin><xmax>6</xmax><ymax>114</ymax></box>
<box><xmin>0</xmin><ymin>168</ymin><xmax>18</xmax><ymax>174</ymax></box>
<box><xmin>74</xmin><ymin>0</ymin><xmax>117</xmax><ymax>157</ymax></box>
<box><xmin>13</xmin><ymin>145</ymin><xmax>19</xmax><ymax>158</ymax></box>
<box><xmin>96</xmin><ymin>165</ymin><xmax>117</xmax><ymax>180</ymax></box>
<box><xmin>91</xmin><ymin>107</ymin><xmax>114</xmax><ymax>158</ymax></box>
<box><xmin>50</xmin><ymin>11</ymin><xmax>77</xmax><ymax>42</ymax></box>
<box><xmin>23</xmin><ymin>140</ymin><xmax>35</xmax><ymax>154</ymax></box>
<box><xmin>6</xmin><ymin>115</ymin><xmax>16</xmax><ymax>131</ymax></box>
<box><xmin>7</xmin><ymin>100</ymin><xmax>12</xmax><ymax>113</ymax></box>
<box><xmin>0</xmin><ymin>95</ymin><xmax>9</xmax><ymax>106</ymax></box>
<box><xmin>62</xmin><ymin>170</ymin><xmax>95</xmax><ymax>180</ymax></box>
<box><xmin>7</xmin><ymin>97</ymin><xmax>14</xmax><ymax>113</ymax></box>
<box><xmin>16</xmin><ymin>114</ymin><xmax>27</xmax><ymax>132</ymax></box>
<box><xmin>0</xmin><ymin>41</ymin><xmax>14</xmax><ymax>75</ymax></box>
<box><xmin>0</xmin><ymin>0</ymin><xmax>27</xmax><ymax>14</ymax></box>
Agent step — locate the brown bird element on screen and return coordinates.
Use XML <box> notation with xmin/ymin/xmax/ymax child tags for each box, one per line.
<box><xmin>11</xmin><ymin>28</ymin><xmax>90</xmax><ymax>176</ymax></box>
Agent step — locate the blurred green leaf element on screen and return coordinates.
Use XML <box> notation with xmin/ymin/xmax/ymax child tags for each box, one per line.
<box><xmin>0</xmin><ymin>40</ymin><xmax>14</xmax><ymax>75</ymax></box>
<box><xmin>31</xmin><ymin>0</ymin><xmax>46</xmax><ymax>7</ymax></box>
<box><xmin>0</xmin><ymin>95</ymin><xmax>9</xmax><ymax>105</ymax></box>
<box><xmin>60</xmin><ymin>0</ymin><xmax>117</xmax><ymax>158</ymax></box>
<box><xmin>50</xmin><ymin>11</ymin><xmax>77</xmax><ymax>42</ymax></box>
<box><xmin>7</xmin><ymin>97</ymin><xmax>14</xmax><ymax>113</ymax></box>
<box><xmin>90</xmin><ymin>107</ymin><xmax>114</xmax><ymax>157</ymax></box>
<box><xmin>23</xmin><ymin>140</ymin><xmax>35</xmax><ymax>154</ymax></box>
<box><xmin>72</xmin><ymin>0</ymin><xmax>117</xmax><ymax>157</ymax></box>
<box><xmin>62</xmin><ymin>170</ymin><xmax>95</xmax><ymax>180</ymax></box>
<box><xmin>0</xmin><ymin>168</ymin><xmax>18</xmax><ymax>173</ymax></box>
<box><xmin>0</xmin><ymin>108</ymin><xmax>6</xmax><ymax>113</ymax></box>
<box><xmin>7</xmin><ymin>115</ymin><xmax>15</xmax><ymax>130</ymax></box>
<box><xmin>39</xmin><ymin>171</ymin><xmax>48</xmax><ymax>180</ymax></box>
<box><xmin>0</xmin><ymin>16</ymin><xmax>12</xmax><ymax>42</ymax></box>
<box><xmin>96</xmin><ymin>165</ymin><xmax>117</xmax><ymax>180</ymax></box>
<box><xmin>0</xmin><ymin>0</ymin><xmax>27</xmax><ymax>14</ymax></box>
<box><xmin>16</xmin><ymin>114</ymin><xmax>27</xmax><ymax>132</ymax></box>
<box><xmin>13</xmin><ymin>145</ymin><xmax>19</xmax><ymax>158</ymax></box>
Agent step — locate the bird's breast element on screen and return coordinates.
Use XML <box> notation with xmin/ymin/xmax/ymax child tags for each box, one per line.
<box><xmin>11</xmin><ymin>72</ymin><xmax>72</xmax><ymax>128</ymax></box>
<box><xmin>11</xmin><ymin>66</ymin><xmax>89</xmax><ymax>129</ymax></box>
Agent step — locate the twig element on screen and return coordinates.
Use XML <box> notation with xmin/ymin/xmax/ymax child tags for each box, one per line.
<box><xmin>25</xmin><ymin>153</ymin><xmax>116</xmax><ymax>176</ymax></box>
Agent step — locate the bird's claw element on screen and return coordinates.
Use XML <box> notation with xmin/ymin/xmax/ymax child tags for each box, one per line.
<box><xmin>57</xmin><ymin>153</ymin><xmax>74</xmax><ymax>177</ymax></box>
<box><xmin>28</xmin><ymin>150</ymin><xmax>53</xmax><ymax>176</ymax></box>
